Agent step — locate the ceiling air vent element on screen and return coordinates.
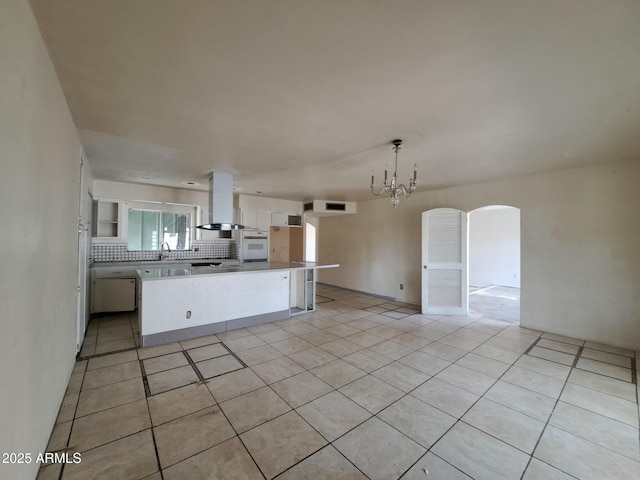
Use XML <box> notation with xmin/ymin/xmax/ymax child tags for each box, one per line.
<box><xmin>303</xmin><ymin>200</ymin><xmax>356</xmax><ymax>217</ymax></box>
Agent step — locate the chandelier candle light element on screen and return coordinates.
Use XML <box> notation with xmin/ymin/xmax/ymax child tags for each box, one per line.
<box><xmin>370</xmin><ymin>139</ymin><xmax>417</xmax><ymax>207</ymax></box>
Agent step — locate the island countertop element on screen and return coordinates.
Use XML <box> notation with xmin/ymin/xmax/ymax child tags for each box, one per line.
<box><xmin>136</xmin><ymin>261</ymin><xmax>339</xmax><ymax>280</ymax></box>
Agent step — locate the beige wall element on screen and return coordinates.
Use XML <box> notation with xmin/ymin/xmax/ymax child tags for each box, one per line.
<box><xmin>0</xmin><ymin>1</ymin><xmax>82</xmax><ymax>478</ymax></box>
<box><xmin>319</xmin><ymin>159</ymin><xmax>640</xmax><ymax>350</ymax></box>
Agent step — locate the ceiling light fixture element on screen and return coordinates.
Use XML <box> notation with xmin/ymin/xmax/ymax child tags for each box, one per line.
<box><xmin>370</xmin><ymin>139</ymin><xmax>417</xmax><ymax>207</ymax></box>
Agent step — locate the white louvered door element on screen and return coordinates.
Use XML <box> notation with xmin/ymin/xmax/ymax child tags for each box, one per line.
<box><xmin>421</xmin><ymin>208</ymin><xmax>468</xmax><ymax>315</ymax></box>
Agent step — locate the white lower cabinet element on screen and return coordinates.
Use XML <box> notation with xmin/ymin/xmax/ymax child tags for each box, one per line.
<box><xmin>92</xmin><ymin>278</ymin><xmax>136</xmax><ymax>313</ymax></box>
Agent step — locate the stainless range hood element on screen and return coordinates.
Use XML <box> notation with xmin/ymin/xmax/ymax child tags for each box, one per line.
<box><xmin>196</xmin><ymin>172</ymin><xmax>251</xmax><ymax>230</ymax></box>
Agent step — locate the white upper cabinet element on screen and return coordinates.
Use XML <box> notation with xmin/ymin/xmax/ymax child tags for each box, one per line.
<box><xmin>241</xmin><ymin>209</ymin><xmax>271</xmax><ymax>232</ymax></box>
<box><xmin>92</xmin><ymin>199</ymin><xmax>127</xmax><ymax>243</ymax></box>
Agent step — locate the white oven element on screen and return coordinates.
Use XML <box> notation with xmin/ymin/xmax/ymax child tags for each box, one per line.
<box><xmin>242</xmin><ymin>237</ymin><xmax>268</xmax><ymax>262</ymax></box>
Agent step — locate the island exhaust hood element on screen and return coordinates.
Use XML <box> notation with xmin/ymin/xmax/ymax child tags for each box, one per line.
<box><xmin>196</xmin><ymin>172</ymin><xmax>251</xmax><ymax>231</ymax></box>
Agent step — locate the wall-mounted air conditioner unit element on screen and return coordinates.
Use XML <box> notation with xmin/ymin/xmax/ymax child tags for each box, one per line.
<box><xmin>303</xmin><ymin>200</ymin><xmax>357</xmax><ymax>217</ymax></box>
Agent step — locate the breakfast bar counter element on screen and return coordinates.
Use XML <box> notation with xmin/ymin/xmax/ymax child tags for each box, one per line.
<box><xmin>136</xmin><ymin>262</ymin><xmax>338</xmax><ymax>347</ymax></box>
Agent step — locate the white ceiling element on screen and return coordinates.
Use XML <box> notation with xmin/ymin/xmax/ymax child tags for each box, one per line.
<box><xmin>31</xmin><ymin>0</ymin><xmax>640</xmax><ymax>201</ymax></box>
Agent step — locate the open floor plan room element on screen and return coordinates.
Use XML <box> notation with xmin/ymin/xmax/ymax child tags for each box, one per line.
<box><xmin>39</xmin><ymin>285</ymin><xmax>640</xmax><ymax>480</ymax></box>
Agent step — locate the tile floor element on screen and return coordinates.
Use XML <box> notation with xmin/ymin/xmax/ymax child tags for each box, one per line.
<box><xmin>40</xmin><ymin>285</ymin><xmax>640</xmax><ymax>479</ymax></box>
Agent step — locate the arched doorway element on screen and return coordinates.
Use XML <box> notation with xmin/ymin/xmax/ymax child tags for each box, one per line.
<box><xmin>468</xmin><ymin>205</ymin><xmax>521</xmax><ymax>324</ymax></box>
<box><xmin>421</xmin><ymin>205</ymin><xmax>521</xmax><ymax>324</ymax></box>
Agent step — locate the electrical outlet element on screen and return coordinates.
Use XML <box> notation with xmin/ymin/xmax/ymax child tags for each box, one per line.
<box><xmin>400</xmin><ymin>284</ymin><xmax>404</xmax><ymax>290</ymax></box>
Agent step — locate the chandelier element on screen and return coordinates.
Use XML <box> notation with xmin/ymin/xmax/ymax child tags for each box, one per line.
<box><xmin>370</xmin><ymin>139</ymin><xmax>417</xmax><ymax>207</ymax></box>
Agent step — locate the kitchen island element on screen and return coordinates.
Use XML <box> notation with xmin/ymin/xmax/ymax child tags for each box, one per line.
<box><xmin>137</xmin><ymin>262</ymin><xmax>338</xmax><ymax>347</ymax></box>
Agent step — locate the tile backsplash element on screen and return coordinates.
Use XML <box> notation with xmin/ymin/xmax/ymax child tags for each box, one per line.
<box><xmin>92</xmin><ymin>243</ymin><xmax>236</xmax><ymax>264</ymax></box>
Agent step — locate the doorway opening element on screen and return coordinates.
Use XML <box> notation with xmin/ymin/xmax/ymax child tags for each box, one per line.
<box><xmin>468</xmin><ymin>205</ymin><xmax>521</xmax><ymax>324</ymax></box>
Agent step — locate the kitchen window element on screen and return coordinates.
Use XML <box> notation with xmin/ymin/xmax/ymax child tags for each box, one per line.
<box><xmin>127</xmin><ymin>208</ymin><xmax>192</xmax><ymax>251</ymax></box>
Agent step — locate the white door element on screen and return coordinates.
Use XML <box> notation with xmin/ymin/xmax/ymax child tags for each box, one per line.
<box><xmin>76</xmin><ymin>157</ymin><xmax>91</xmax><ymax>352</ymax></box>
<box><xmin>421</xmin><ymin>208</ymin><xmax>468</xmax><ymax>315</ymax></box>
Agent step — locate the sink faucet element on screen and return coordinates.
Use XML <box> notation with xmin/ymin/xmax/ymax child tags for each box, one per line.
<box><xmin>160</xmin><ymin>242</ymin><xmax>171</xmax><ymax>259</ymax></box>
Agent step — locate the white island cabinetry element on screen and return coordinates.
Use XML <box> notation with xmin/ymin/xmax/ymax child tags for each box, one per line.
<box><xmin>137</xmin><ymin>262</ymin><xmax>337</xmax><ymax>347</ymax></box>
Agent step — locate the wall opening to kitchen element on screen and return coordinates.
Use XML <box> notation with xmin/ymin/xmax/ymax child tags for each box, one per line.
<box><xmin>468</xmin><ymin>205</ymin><xmax>521</xmax><ymax>325</ymax></box>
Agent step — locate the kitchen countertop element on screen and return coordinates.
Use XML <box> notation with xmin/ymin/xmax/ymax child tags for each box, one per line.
<box><xmin>137</xmin><ymin>261</ymin><xmax>339</xmax><ymax>280</ymax></box>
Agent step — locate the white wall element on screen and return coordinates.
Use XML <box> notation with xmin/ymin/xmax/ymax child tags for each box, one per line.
<box><xmin>0</xmin><ymin>1</ymin><xmax>82</xmax><ymax>478</ymax></box>
<box><xmin>318</xmin><ymin>159</ymin><xmax>640</xmax><ymax>350</ymax></box>
<box><xmin>469</xmin><ymin>206</ymin><xmax>520</xmax><ymax>288</ymax></box>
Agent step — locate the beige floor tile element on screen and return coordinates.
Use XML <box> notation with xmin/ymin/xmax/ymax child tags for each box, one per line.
<box><xmin>484</xmin><ymin>381</ymin><xmax>556</xmax><ymax>422</ymax></box>
<box><xmin>148</xmin><ymin>365</ymin><xmax>199</xmax><ymax>395</ymax></box>
<box><xmin>299</xmin><ymin>330</ymin><xmax>341</xmax><ymax>346</ymax></box>
<box><xmin>94</xmin><ymin>338</ymin><xmax>136</xmax><ymax>354</ymax></box>
<box><xmin>62</xmin><ymin>430</ymin><xmax>158</xmax><ymax>480</ymax></box>
<box><xmin>254</xmin><ymin>328</ymin><xmax>296</xmax><ymax>343</ymax></box>
<box><xmin>501</xmin><ymin>365</ymin><xmax>565</xmax><ymax>398</ymax></box>
<box><xmin>87</xmin><ymin>350</ymin><xmax>139</xmax><ymax>371</ymax></box>
<box><xmin>379</xmin><ymin>395</ymin><xmax>456</xmax><ymax>448</ymax></box>
<box><xmin>343</xmin><ymin>331</ymin><xmax>386</xmax><ymax>348</ymax></box>
<box><xmin>297</xmin><ymin>390</ymin><xmax>371</xmax><ymax>442</ymax></box>
<box><xmin>438</xmin><ymin>334</ymin><xmax>483</xmax><ymax>351</ymax></box>
<box><xmin>46</xmin><ymin>421</ymin><xmax>71</xmax><ymax>451</ymax></box>
<box><xmin>318</xmin><ymin>338</ymin><xmax>363</xmax><ymax>357</ymax></box>
<box><xmin>523</xmin><ymin>458</ymin><xmax>575</xmax><ymax>479</ymax></box>
<box><xmin>333</xmin><ymin>417</ymin><xmax>425</xmax><ymax>480</ymax></box>
<box><xmin>82</xmin><ymin>361</ymin><xmax>141</xmax><ymax>390</ymax></box>
<box><xmin>426</xmin><ymin>321</ymin><xmax>461</xmax><ymax>334</ymax></box>
<box><xmin>576</xmin><ymin>357</ymin><xmax>632</xmax><ymax>381</ymax></box>
<box><xmin>346</xmin><ymin>318</ymin><xmax>381</xmax><ymax>331</ymax></box>
<box><xmin>462</xmin><ymin>398</ymin><xmax>545</xmax><ymax>453</ymax></box>
<box><xmin>550</xmin><ymin>401</ymin><xmax>640</xmax><ymax>461</ymax></box>
<box><xmin>56</xmin><ymin>392</ymin><xmax>79</xmax><ymax>424</ymax></box>
<box><xmin>271</xmin><ymin>372</ymin><xmax>332</xmax><ymax>408</ymax></box>
<box><xmin>251</xmin><ymin>356</ymin><xmax>305</xmax><ymax>384</ymax></box>
<box><xmin>37</xmin><ymin>464</ymin><xmax>62</xmax><ymax>480</ymax></box>
<box><xmin>534</xmin><ymin>426</ymin><xmax>640</xmax><ymax>479</ymax></box>
<box><xmin>310</xmin><ymin>359</ymin><xmax>367</xmax><ymax>389</ymax></box>
<box><xmin>411</xmin><ymin>377</ymin><xmax>479</xmax><ymax>418</ymax></box>
<box><xmin>178</xmin><ymin>334</ymin><xmax>220</xmax><ymax>350</ymax></box>
<box><xmin>324</xmin><ymin>324</ymin><xmax>360</xmax><ymax>338</ymax></box>
<box><xmin>69</xmin><ymin>398</ymin><xmax>151</xmax><ymax>451</ymax></box>
<box><xmin>137</xmin><ymin>342</ymin><xmax>182</xmax><ymax>360</ymax></box>
<box><xmin>567</xmin><ymin>368</ymin><xmax>637</xmax><ymax>402</ymax></box>
<box><xmin>402</xmin><ymin>452</ymin><xmax>472</xmax><ymax>480</ymax></box>
<box><xmin>392</xmin><ymin>333</ymin><xmax>433</xmax><ymax>349</ymax></box>
<box><xmin>340</xmin><ymin>349</ymin><xmax>392</xmax><ymax>373</ymax></box>
<box><xmin>143</xmin><ymin>352</ymin><xmax>188</xmax><ymax>374</ymax></box>
<box><xmin>369</xmin><ymin>339</ymin><xmax>414</xmax><ymax>360</ymax></box>
<box><xmin>560</xmin><ymin>383</ymin><xmax>639</xmax><ymax>427</ymax></box>
<box><xmin>288</xmin><ymin>346</ymin><xmax>337</xmax><ymax>369</ymax></box>
<box><xmin>536</xmin><ymin>338</ymin><xmax>580</xmax><ymax>355</ymax></box>
<box><xmin>472</xmin><ymin>343</ymin><xmax>522</xmax><ymax>364</ymax></box>
<box><xmin>271</xmin><ymin>337</ymin><xmax>314</xmax><ymax>355</ymax></box>
<box><xmin>154</xmin><ymin>405</ymin><xmax>235</xmax><ymax>468</ymax></box>
<box><xmin>483</xmin><ymin>336</ymin><xmax>532</xmax><ymax>354</ymax></box>
<box><xmin>97</xmin><ymin>329</ymin><xmax>134</xmax><ymax>343</ymax></box>
<box><xmin>397</xmin><ymin>350</ymin><xmax>451</xmax><ymax>376</ymax></box>
<box><xmin>235</xmin><ymin>344</ymin><xmax>283</xmax><ymax>366</ymax></box>
<box><xmin>514</xmin><ymin>355</ymin><xmax>571</xmax><ymax>380</ymax></box>
<box><xmin>583</xmin><ymin>341</ymin><xmax>634</xmax><ymax>358</ymax></box>
<box><xmin>496</xmin><ymin>329</ymin><xmax>540</xmax><ymax>345</ymax></box>
<box><xmin>455</xmin><ymin>352</ymin><xmax>510</xmax><ymax>378</ymax></box>
<box><xmin>187</xmin><ymin>343</ymin><xmax>228</xmax><ymax>362</ymax></box>
<box><xmin>282</xmin><ymin>323</ymin><xmax>318</xmax><ymax>336</ymax></box>
<box><xmin>147</xmin><ymin>383</ymin><xmax>215</xmax><ymax>426</ymax></box>
<box><xmin>366</xmin><ymin>324</ymin><xmax>403</xmax><ymax>339</ymax></box>
<box><xmin>410</xmin><ymin>326</ymin><xmax>449</xmax><ymax>341</ymax></box>
<box><xmin>216</xmin><ymin>328</ymin><xmax>252</xmax><ymax>341</ymax></box>
<box><xmin>220</xmin><ymin>386</ymin><xmax>291</xmax><ymax>433</ymax></box>
<box><xmin>420</xmin><ymin>341</ymin><xmax>467</xmax><ymax>362</ymax></box>
<box><xmin>247</xmin><ymin>322</ymin><xmax>280</xmax><ymax>334</ymax></box>
<box><xmin>541</xmin><ymin>332</ymin><xmax>584</xmax><ymax>346</ymax></box>
<box><xmin>432</xmin><ymin>422</ymin><xmax>529</xmax><ymax>480</ymax></box>
<box><xmin>196</xmin><ymin>355</ymin><xmax>243</xmax><ymax>378</ymax></box>
<box><xmin>162</xmin><ymin>437</ymin><xmax>263</xmax><ymax>480</ymax></box>
<box><xmin>241</xmin><ymin>411</ymin><xmax>327</xmax><ymax>479</ymax></box>
<box><xmin>454</xmin><ymin>327</ymin><xmax>493</xmax><ymax>343</ymax></box>
<box><xmin>435</xmin><ymin>364</ymin><xmax>496</xmax><ymax>395</ymax></box>
<box><xmin>528</xmin><ymin>346</ymin><xmax>575</xmax><ymax>366</ymax></box>
<box><xmin>76</xmin><ymin>377</ymin><xmax>145</xmax><ymax>417</ymax></box>
<box><xmin>275</xmin><ymin>445</ymin><xmax>367</xmax><ymax>480</ymax></box>
<box><xmin>371</xmin><ymin>361</ymin><xmax>430</xmax><ymax>393</ymax></box>
<box><xmin>339</xmin><ymin>375</ymin><xmax>403</xmax><ymax>413</ymax></box>
<box><xmin>206</xmin><ymin>368</ymin><xmax>266</xmax><ymax>403</ymax></box>
<box><xmin>65</xmin><ymin>372</ymin><xmax>84</xmax><ymax>395</ymax></box>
